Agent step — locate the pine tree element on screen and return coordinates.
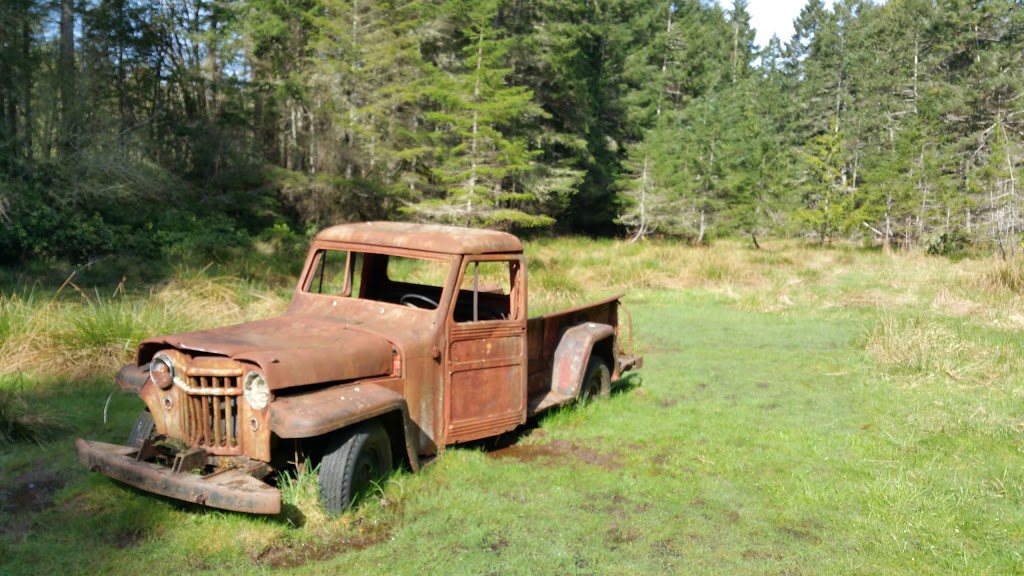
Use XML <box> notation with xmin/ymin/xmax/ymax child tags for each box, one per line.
<box><xmin>409</xmin><ymin>0</ymin><xmax>548</xmax><ymax>228</ymax></box>
<box><xmin>797</xmin><ymin>119</ymin><xmax>854</xmax><ymax>243</ymax></box>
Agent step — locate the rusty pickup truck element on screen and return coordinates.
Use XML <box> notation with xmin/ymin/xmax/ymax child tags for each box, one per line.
<box><xmin>76</xmin><ymin>222</ymin><xmax>642</xmax><ymax>514</ymax></box>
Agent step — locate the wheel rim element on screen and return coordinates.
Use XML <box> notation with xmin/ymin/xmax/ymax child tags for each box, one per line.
<box><xmin>353</xmin><ymin>447</ymin><xmax>384</xmax><ymax>497</ymax></box>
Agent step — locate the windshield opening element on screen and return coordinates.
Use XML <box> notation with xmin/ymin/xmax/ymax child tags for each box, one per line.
<box><xmin>303</xmin><ymin>249</ymin><xmax>449</xmax><ymax>309</ymax></box>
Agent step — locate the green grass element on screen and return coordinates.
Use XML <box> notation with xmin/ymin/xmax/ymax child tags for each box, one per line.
<box><xmin>3</xmin><ymin>240</ymin><xmax>1024</xmax><ymax>574</ymax></box>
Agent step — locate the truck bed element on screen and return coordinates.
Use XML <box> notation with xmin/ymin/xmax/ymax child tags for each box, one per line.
<box><xmin>524</xmin><ymin>294</ymin><xmax>639</xmax><ymax>415</ymax></box>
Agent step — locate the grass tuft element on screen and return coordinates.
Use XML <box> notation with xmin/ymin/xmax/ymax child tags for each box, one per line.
<box><xmin>864</xmin><ymin>316</ymin><xmax>969</xmax><ymax>373</ymax></box>
<box><xmin>278</xmin><ymin>460</ymin><xmax>331</xmax><ymax>529</ymax></box>
<box><xmin>975</xmin><ymin>258</ymin><xmax>1024</xmax><ymax>294</ymax></box>
<box><xmin>0</xmin><ymin>376</ymin><xmax>68</xmax><ymax>444</ymax></box>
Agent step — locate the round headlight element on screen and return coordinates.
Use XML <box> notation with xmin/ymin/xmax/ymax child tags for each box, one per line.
<box><xmin>150</xmin><ymin>353</ymin><xmax>175</xmax><ymax>390</ymax></box>
<box><xmin>243</xmin><ymin>371</ymin><xmax>270</xmax><ymax>411</ymax></box>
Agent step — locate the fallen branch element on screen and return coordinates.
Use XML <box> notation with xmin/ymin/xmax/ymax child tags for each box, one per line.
<box><xmin>862</xmin><ymin>221</ymin><xmax>884</xmax><ymax>237</ymax></box>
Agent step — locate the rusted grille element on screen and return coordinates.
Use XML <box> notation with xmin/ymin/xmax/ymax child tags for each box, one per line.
<box><xmin>181</xmin><ymin>376</ymin><xmax>240</xmax><ymax>449</ymax></box>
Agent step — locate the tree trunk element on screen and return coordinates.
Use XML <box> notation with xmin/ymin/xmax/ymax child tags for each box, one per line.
<box><xmin>59</xmin><ymin>0</ymin><xmax>75</xmax><ymax>155</ymax></box>
<box><xmin>0</xmin><ymin>23</ymin><xmax>9</xmax><ymax>162</ymax></box>
<box><xmin>630</xmin><ymin>154</ymin><xmax>650</xmax><ymax>242</ymax></box>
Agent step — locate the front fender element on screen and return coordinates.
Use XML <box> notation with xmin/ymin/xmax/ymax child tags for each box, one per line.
<box><xmin>115</xmin><ymin>364</ymin><xmax>149</xmax><ymax>394</ymax></box>
<box><xmin>270</xmin><ymin>383</ymin><xmax>421</xmax><ymax>471</ymax></box>
<box><xmin>551</xmin><ymin>323</ymin><xmax>614</xmax><ymax>397</ymax></box>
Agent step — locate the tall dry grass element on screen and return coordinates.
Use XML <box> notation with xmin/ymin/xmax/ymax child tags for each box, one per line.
<box><xmin>0</xmin><ymin>270</ymin><xmax>289</xmax><ymax>378</ymax></box>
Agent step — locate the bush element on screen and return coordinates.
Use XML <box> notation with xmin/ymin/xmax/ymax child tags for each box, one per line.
<box><xmin>926</xmin><ymin>230</ymin><xmax>970</xmax><ymax>257</ymax></box>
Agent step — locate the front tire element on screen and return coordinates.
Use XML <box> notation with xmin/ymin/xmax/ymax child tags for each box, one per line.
<box><xmin>127</xmin><ymin>411</ymin><xmax>155</xmax><ymax>448</ymax></box>
<box><xmin>319</xmin><ymin>420</ymin><xmax>393</xmax><ymax>513</ymax></box>
<box><xmin>579</xmin><ymin>357</ymin><xmax>611</xmax><ymax>403</ymax></box>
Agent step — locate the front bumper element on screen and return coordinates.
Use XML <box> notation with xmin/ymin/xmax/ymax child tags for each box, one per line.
<box><xmin>75</xmin><ymin>438</ymin><xmax>281</xmax><ymax>514</ymax></box>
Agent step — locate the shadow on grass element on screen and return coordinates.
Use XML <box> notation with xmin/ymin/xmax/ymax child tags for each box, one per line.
<box><xmin>460</xmin><ymin>372</ymin><xmax>645</xmax><ymax>457</ymax></box>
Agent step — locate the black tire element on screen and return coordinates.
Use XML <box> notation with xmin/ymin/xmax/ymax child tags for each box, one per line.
<box><xmin>319</xmin><ymin>420</ymin><xmax>393</xmax><ymax>513</ymax></box>
<box><xmin>579</xmin><ymin>357</ymin><xmax>611</xmax><ymax>403</ymax></box>
<box><xmin>127</xmin><ymin>410</ymin><xmax>155</xmax><ymax>448</ymax></box>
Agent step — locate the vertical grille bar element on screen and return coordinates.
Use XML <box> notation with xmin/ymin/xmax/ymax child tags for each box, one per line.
<box><xmin>183</xmin><ymin>374</ymin><xmax>240</xmax><ymax>450</ymax></box>
<box><xmin>213</xmin><ymin>395</ymin><xmax>222</xmax><ymax>446</ymax></box>
<box><xmin>226</xmin><ymin>396</ymin><xmax>235</xmax><ymax>447</ymax></box>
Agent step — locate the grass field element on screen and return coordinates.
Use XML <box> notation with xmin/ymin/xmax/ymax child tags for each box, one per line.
<box><xmin>2</xmin><ymin>239</ymin><xmax>1024</xmax><ymax>574</ymax></box>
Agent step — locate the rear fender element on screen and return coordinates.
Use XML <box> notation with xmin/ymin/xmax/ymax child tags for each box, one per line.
<box><xmin>270</xmin><ymin>383</ymin><xmax>421</xmax><ymax>471</ymax></box>
<box><xmin>551</xmin><ymin>323</ymin><xmax>614</xmax><ymax>397</ymax></box>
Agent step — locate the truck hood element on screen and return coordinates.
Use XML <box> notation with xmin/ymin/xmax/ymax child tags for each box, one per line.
<box><xmin>140</xmin><ymin>317</ymin><xmax>394</xmax><ymax>391</ymax></box>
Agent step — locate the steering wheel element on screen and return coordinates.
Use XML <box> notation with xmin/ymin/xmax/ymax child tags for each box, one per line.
<box><xmin>400</xmin><ymin>293</ymin><xmax>439</xmax><ymax>309</ymax></box>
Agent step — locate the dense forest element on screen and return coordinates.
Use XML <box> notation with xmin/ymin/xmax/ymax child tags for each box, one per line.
<box><xmin>0</xmin><ymin>0</ymin><xmax>1022</xmax><ymax>265</ymax></box>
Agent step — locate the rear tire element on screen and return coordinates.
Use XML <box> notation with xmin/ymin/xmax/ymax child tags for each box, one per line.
<box><xmin>319</xmin><ymin>420</ymin><xmax>393</xmax><ymax>513</ymax></box>
<box><xmin>127</xmin><ymin>411</ymin><xmax>155</xmax><ymax>448</ymax></box>
<box><xmin>579</xmin><ymin>357</ymin><xmax>611</xmax><ymax>403</ymax></box>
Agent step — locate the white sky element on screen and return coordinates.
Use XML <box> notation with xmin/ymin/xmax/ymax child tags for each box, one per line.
<box><xmin>746</xmin><ymin>0</ymin><xmax>834</xmax><ymax>48</ymax></box>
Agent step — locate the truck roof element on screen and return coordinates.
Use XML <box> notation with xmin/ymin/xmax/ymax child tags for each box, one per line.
<box><xmin>315</xmin><ymin>221</ymin><xmax>524</xmax><ymax>255</ymax></box>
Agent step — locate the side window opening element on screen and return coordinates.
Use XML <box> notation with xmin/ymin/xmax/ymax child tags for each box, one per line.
<box><xmin>455</xmin><ymin>260</ymin><xmax>517</xmax><ymax>323</ymax></box>
<box><xmin>306</xmin><ymin>250</ymin><xmax>350</xmax><ymax>295</ymax></box>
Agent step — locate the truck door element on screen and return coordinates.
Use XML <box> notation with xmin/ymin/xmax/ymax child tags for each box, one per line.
<box><xmin>444</xmin><ymin>256</ymin><xmax>527</xmax><ymax>443</ymax></box>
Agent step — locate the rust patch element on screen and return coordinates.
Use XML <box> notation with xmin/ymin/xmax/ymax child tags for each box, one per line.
<box><xmin>488</xmin><ymin>439</ymin><xmax>621</xmax><ymax>470</ymax></box>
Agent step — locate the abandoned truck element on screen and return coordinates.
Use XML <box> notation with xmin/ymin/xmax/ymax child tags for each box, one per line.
<box><xmin>76</xmin><ymin>222</ymin><xmax>642</xmax><ymax>514</ymax></box>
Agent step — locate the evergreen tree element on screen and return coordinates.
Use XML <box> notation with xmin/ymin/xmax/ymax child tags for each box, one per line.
<box><xmin>410</xmin><ymin>0</ymin><xmax>548</xmax><ymax>228</ymax></box>
<box><xmin>797</xmin><ymin>119</ymin><xmax>854</xmax><ymax>243</ymax></box>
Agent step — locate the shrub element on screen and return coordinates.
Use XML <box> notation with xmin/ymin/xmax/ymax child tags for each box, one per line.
<box><xmin>926</xmin><ymin>230</ymin><xmax>970</xmax><ymax>258</ymax></box>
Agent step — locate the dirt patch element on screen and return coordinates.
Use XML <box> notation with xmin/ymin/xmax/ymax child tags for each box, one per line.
<box><xmin>0</xmin><ymin>469</ymin><xmax>66</xmax><ymax>516</ymax></box>
<box><xmin>778</xmin><ymin>526</ymin><xmax>818</xmax><ymax>542</ymax></box>
<box><xmin>0</xmin><ymin>468</ymin><xmax>67</xmax><ymax>541</ymax></box>
<box><xmin>742</xmin><ymin>549</ymin><xmax>782</xmax><ymax>561</ymax></box>
<box><xmin>112</xmin><ymin>528</ymin><xmax>148</xmax><ymax>549</ymax></box>
<box><xmin>487</xmin><ymin>536</ymin><xmax>508</xmax><ymax>553</ymax></box>
<box><xmin>606</xmin><ymin>522</ymin><xmax>637</xmax><ymax>546</ymax></box>
<box><xmin>488</xmin><ymin>439</ymin><xmax>622</xmax><ymax>470</ymax></box>
<box><xmin>777</xmin><ymin>520</ymin><xmax>822</xmax><ymax>543</ymax></box>
<box><xmin>252</xmin><ymin>534</ymin><xmax>384</xmax><ymax>569</ymax></box>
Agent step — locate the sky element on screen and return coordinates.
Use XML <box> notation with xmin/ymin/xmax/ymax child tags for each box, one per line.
<box><xmin>747</xmin><ymin>0</ymin><xmax>833</xmax><ymax>48</ymax></box>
